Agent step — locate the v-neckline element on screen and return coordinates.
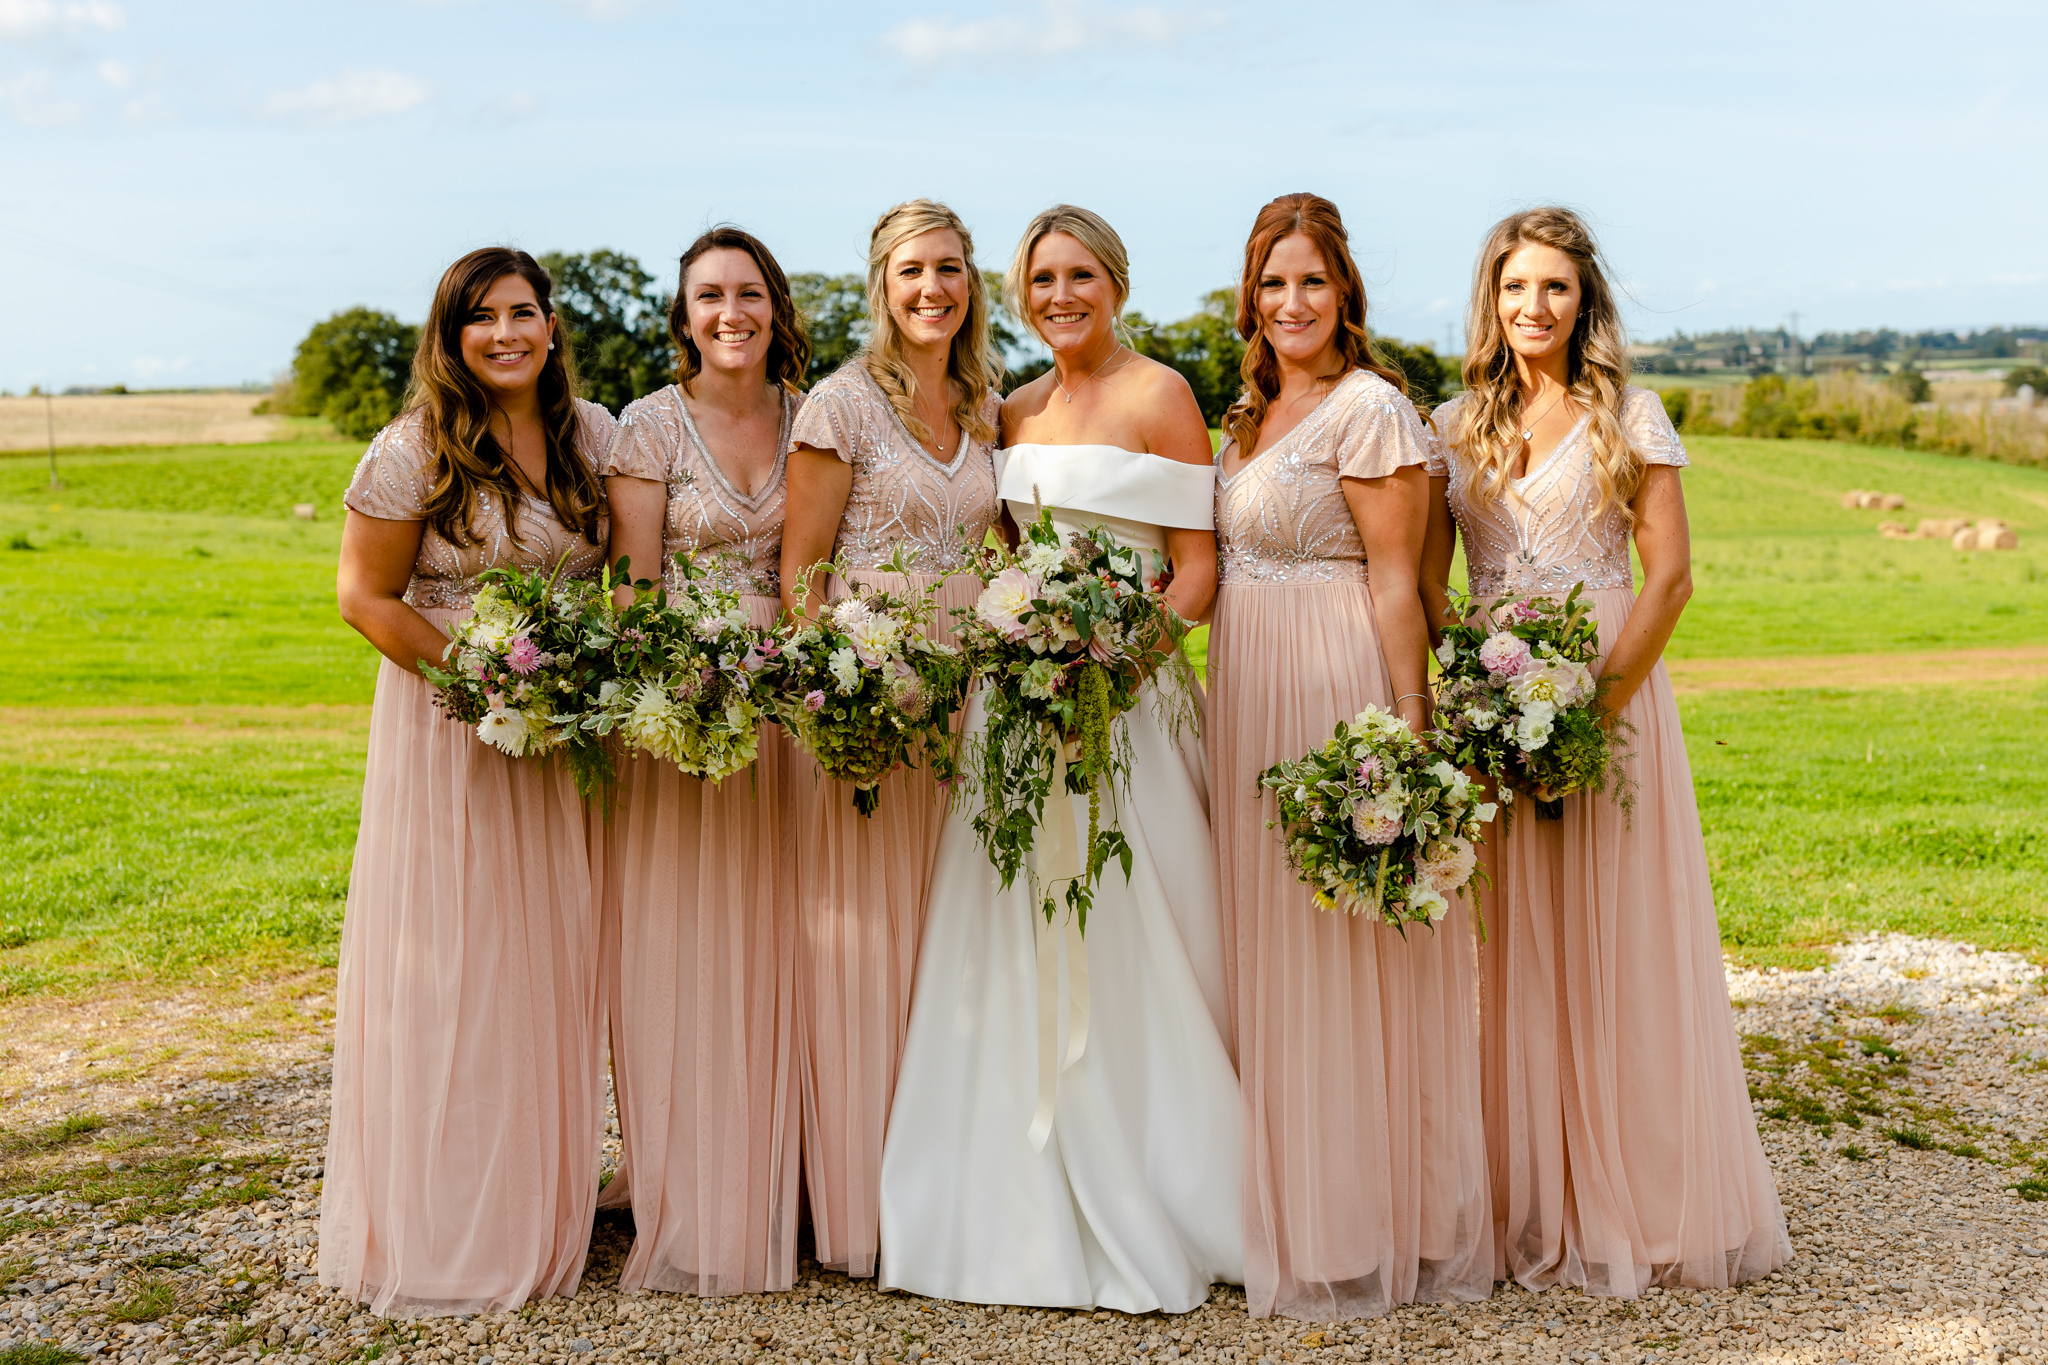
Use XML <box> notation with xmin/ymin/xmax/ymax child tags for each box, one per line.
<box><xmin>1217</xmin><ymin>371</ymin><xmax>1356</xmax><ymax>486</ymax></box>
<box><xmin>863</xmin><ymin>368</ymin><xmax>971</xmax><ymax>476</ymax></box>
<box><xmin>676</xmin><ymin>386</ymin><xmax>789</xmax><ymax>511</ymax></box>
<box><xmin>1512</xmin><ymin>411</ymin><xmax>1591</xmax><ymax>489</ymax></box>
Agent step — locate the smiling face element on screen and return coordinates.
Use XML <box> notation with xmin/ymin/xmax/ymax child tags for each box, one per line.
<box><xmin>682</xmin><ymin>246</ymin><xmax>774</xmax><ymax>381</ymax></box>
<box><xmin>458</xmin><ymin>272</ymin><xmax>555</xmax><ymax>400</ymax></box>
<box><xmin>1497</xmin><ymin>241</ymin><xmax>1582</xmax><ymax>368</ymax></box>
<box><xmin>1025</xmin><ymin>231</ymin><xmax>1119</xmax><ymax>355</ymax></box>
<box><xmin>884</xmin><ymin>227</ymin><xmax>970</xmax><ymax>354</ymax></box>
<box><xmin>1255</xmin><ymin>232</ymin><xmax>1343</xmax><ymax>372</ymax></box>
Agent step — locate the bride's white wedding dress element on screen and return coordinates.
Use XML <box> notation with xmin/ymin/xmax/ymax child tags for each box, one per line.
<box><xmin>877</xmin><ymin>443</ymin><xmax>1243</xmax><ymax>1313</ymax></box>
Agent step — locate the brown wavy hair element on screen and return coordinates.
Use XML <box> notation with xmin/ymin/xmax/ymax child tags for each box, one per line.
<box><xmin>1452</xmin><ymin>207</ymin><xmax>1640</xmax><ymax>523</ymax></box>
<box><xmin>406</xmin><ymin>247</ymin><xmax>602</xmax><ymax>548</ymax></box>
<box><xmin>861</xmin><ymin>199</ymin><xmax>1001</xmax><ymax>447</ymax></box>
<box><xmin>1223</xmin><ymin>192</ymin><xmax>1407</xmax><ymax>455</ymax></box>
<box><xmin>668</xmin><ymin>225</ymin><xmax>811</xmax><ymax>393</ymax></box>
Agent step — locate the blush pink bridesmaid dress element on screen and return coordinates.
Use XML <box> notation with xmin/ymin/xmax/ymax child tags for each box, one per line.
<box><xmin>1432</xmin><ymin>385</ymin><xmax>1788</xmax><ymax>1295</ymax></box>
<box><xmin>321</xmin><ymin>400</ymin><xmax>615</xmax><ymax>1316</ymax></box>
<box><xmin>787</xmin><ymin>363</ymin><xmax>1001</xmax><ymax>1278</ymax></box>
<box><xmin>596</xmin><ymin>383</ymin><xmax>804</xmax><ymax>1295</ymax></box>
<box><xmin>1208</xmin><ymin>369</ymin><xmax>1494</xmax><ymax>1322</ymax></box>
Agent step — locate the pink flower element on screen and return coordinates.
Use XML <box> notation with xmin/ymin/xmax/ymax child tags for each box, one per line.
<box><xmin>975</xmin><ymin>567</ymin><xmax>1040</xmax><ymax>643</ymax></box>
<box><xmin>505</xmin><ymin>635</ymin><xmax>543</xmax><ymax>675</ymax></box>
<box><xmin>803</xmin><ymin>689</ymin><xmax>827</xmax><ymax>713</ymax></box>
<box><xmin>1355</xmin><ymin>755</ymin><xmax>1381</xmax><ymax>786</ymax></box>
<box><xmin>1503</xmin><ymin>600</ymin><xmax>1545</xmax><ymax>625</ymax></box>
<box><xmin>1476</xmin><ymin>632</ymin><xmax>1532</xmax><ymax>677</ymax></box>
<box><xmin>742</xmin><ymin>645</ymin><xmax>769</xmax><ymax>673</ymax></box>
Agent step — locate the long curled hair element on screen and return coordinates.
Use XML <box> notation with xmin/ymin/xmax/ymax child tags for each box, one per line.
<box><xmin>861</xmin><ymin>199</ymin><xmax>1001</xmax><ymax>448</ymax></box>
<box><xmin>1453</xmin><ymin>207</ymin><xmax>1640</xmax><ymax>523</ymax></box>
<box><xmin>407</xmin><ymin>247</ymin><xmax>602</xmax><ymax>547</ymax></box>
<box><xmin>1223</xmin><ymin>192</ymin><xmax>1407</xmax><ymax>455</ymax></box>
<box><xmin>1002</xmin><ymin>203</ymin><xmax>1132</xmax><ymax>346</ymax></box>
<box><xmin>668</xmin><ymin>225</ymin><xmax>811</xmax><ymax>393</ymax></box>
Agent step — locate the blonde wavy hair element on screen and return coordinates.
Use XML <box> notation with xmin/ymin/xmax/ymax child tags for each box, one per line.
<box><xmin>861</xmin><ymin>199</ymin><xmax>1001</xmax><ymax>447</ymax></box>
<box><xmin>1453</xmin><ymin>207</ymin><xmax>1641</xmax><ymax>523</ymax></box>
<box><xmin>1003</xmin><ymin>204</ymin><xmax>1131</xmax><ymax>345</ymax></box>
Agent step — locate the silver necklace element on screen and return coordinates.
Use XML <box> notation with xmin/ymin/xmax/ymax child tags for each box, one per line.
<box><xmin>1053</xmin><ymin>344</ymin><xmax>1127</xmax><ymax>404</ymax></box>
<box><xmin>1519</xmin><ymin>389</ymin><xmax>1567</xmax><ymax>442</ymax></box>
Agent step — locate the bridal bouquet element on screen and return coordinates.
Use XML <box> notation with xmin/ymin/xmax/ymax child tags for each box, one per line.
<box><xmin>1260</xmin><ymin>704</ymin><xmax>1496</xmax><ymax>931</ymax></box>
<box><xmin>775</xmin><ymin>549</ymin><xmax>971</xmax><ymax>816</ymax></box>
<box><xmin>419</xmin><ymin>557</ymin><xmax>618</xmax><ymax>798</ymax></box>
<box><xmin>1431</xmin><ymin>583</ymin><xmax>1630</xmax><ymax>822</ymax></box>
<box><xmin>953</xmin><ymin>509</ymin><xmax>1198</xmax><ymax>929</ymax></box>
<box><xmin>590</xmin><ymin>552</ymin><xmax>780</xmax><ymax>784</ymax></box>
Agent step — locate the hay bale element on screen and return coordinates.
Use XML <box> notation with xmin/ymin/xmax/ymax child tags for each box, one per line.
<box><xmin>1878</xmin><ymin>494</ymin><xmax>1905</xmax><ymax>510</ymax></box>
<box><xmin>1917</xmin><ymin>518</ymin><xmax>1969</xmax><ymax>538</ymax></box>
<box><xmin>1842</xmin><ymin>489</ymin><xmax>1871</xmax><ymax>509</ymax></box>
<box><xmin>1877</xmin><ymin>521</ymin><xmax>1914</xmax><ymax>539</ymax></box>
<box><xmin>291</xmin><ymin>503</ymin><xmax>317</xmax><ymax>521</ymax></box>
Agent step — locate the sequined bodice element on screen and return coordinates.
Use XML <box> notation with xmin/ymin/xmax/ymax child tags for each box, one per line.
<box><xmin>1214</xmin><ymin>369</ymin><xmax>1437</xmax><ymax>585</ymax></box>
<box><xmin>343</xmin><ymin>400</ymin><xmax>615</xmax><ymax>611</ymax></box>
<box><xmin>790</xmin><ymin>363</ymin><xmax>1001</xmax><ymax>575</ymax></box>
<box><xmin>606</xmin><ymin>384</ymin><xmax>797</xmax><ymax>600</ymax></box>
<box><xmin>1431</xmin><ymin>387</ymin><xmax>1688</xmax><ymax>597</ymax></box>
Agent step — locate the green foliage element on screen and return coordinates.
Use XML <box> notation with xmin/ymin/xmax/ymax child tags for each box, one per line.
<box><xmin>1660</xmin><ymin>388</ymin><xmax>1692</xmax><ymax>429</ymax></box>
<box><xmin>789</xmin><ymin>272</ymin><xmax>869</xmax><ymax>386</ymax></box>
<box><xmin>1373</xmin><ymin>337</ymin><xmax>1454</xmax><ymax>410</ymax></box>
<box><xmin>107</xmin><ymin>1272</ymin><xmax>178</xmax><ymax>1323</ymax></box>
<box><xmin>1129</xmin><ymin>290</ymin><xmax>1245</xmax><ymax>426</ymax></box>
<box><xmin>289</xmin><ymin>307</ymin><xmax>419</xmax><ymax>442</ymax></box>
<box><xmin>2004</xmin><ymin>364</ymin><xmax>2048</xmax><ymax>396</ymax></box>
<box><xmin>539</xmin><ymin>250</ymin><xmax>674</xmax><ymax>414</ymax></box>
<box><xmin>0</xmin><ymin>1346</ymin><xmax>90</xmax><ymax>1365</ymax></box>
<box><xmin>1888</xmin><ymin>367</ymin><xmax>1932</xmax><ymax>404</ymax></box>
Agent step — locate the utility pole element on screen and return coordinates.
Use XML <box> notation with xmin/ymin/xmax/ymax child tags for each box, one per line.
<box><xmin>45</xmin><ymin>390</ymin><xmax>60</xmax><ymax>490</ymax></box>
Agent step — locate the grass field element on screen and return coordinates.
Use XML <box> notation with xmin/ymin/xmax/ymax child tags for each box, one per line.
<box><xmin>0</xmin><ymin>431</ymin><xmax>2042</xmax><ymax>996</ymax></box>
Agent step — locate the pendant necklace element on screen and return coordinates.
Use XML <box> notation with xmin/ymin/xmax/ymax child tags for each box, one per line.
<box><xmin>1054</xmin><ymin>344</ymin><xmax>1128</xmax><ymax>404</ymax></box>
<box><xmin>1519</xmin><ymin>389</ymin><xmax>1566</xmax><ymax>442</ymax></box>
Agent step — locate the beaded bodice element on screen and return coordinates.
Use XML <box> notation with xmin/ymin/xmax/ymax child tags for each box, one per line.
<box><xmin>1430</xmin><ymin>386</ymin><xmax>1688</xmax><ymax>596</ymax></box>
<box><xmin>789</xmin><ymin>363</ymin><xmax>1001</xmax><ymax>575</ymax></box>
<box><xmin>1214</xmin><ymin>369</ymin><xmax>1437</xmax><ymax>585</ymax></box>
<box><xmin>605</xmin><ymin>384</ymin><xmax>798</xmax><ymax>600</ymax></box>
<box><xmin>343</xmin><ymin>400</ymin><xmax>615</xmax><ymax>611</ymax></box>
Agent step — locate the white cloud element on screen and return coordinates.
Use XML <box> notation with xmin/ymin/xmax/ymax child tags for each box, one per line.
<box><xmin>0</xmin><ymin>67</ymin><xmax>84</xmax><ymax>124</ymax></box>
<box><xmin>883</xmin><ymin>0</ymin><xmax>1220</xmax><ymax>69</ymax></box>
<box><xmin>0</xmin><ymin>0</ymin><xmax>123</xmax><ymax>42</ymax></box>
<box><xmin>262</xmin><ymin>69</ymin><xmax>429</xmax><ymax>126</ymax></box>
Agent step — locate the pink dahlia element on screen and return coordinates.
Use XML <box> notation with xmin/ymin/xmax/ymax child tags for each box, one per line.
<box><xmin>1476</xmin><ymin>632</ymin><xmax>1532</xmax><ymax>677</ymax></box>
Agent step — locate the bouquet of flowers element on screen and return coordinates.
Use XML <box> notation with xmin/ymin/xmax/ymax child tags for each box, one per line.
<box><xmin>1431</xmin><ymin>583</ymin><xmax>1630</xmax><ymax>822</ymax></box>
<box><xmin>953</xmin><ymin>508</ymin><xmax>1198</xmax><ymax>929</ymax></box>
<box><xmin>591</xmin><ymin>552</ymin><xmax>780</xmax><ymax>784</ymax></box>
<box><xmin>419</xmin><ymin>556</ymin><xmax>619</xmax><ymax>798</ymax></box>
<box><xmin>775</xmin><ymin>548</ymin><xmax>972</xmax><ymax>816</ymax></box>
<box><xmin>1259</xmin><ymin>704</ymin><xmax>1496</xmax><ymax>932</ymax></box>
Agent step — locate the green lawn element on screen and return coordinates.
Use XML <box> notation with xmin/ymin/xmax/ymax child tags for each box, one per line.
<box><xmin>0</xmin><ymin>432</ymin><xmax>2043</xmax><ymax>993</ymax></box>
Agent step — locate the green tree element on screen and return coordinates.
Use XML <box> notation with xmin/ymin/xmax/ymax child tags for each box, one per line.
<box><xmin>1888</xmin><ymin>367</ymin><xmax>1932</xmax><ymax>404</ymax></box>
<box><xmin>539</xmin><ymin>250</ymin><xmax>673</xmax><ymax>414</ymax></box>
<box><xmin>790</xmin><ymin>272</ymin><xmax>869</xmax><ymax>386</ymax></box>
<box><xmin>1129</xmin><ymin>289</ymin><xmax>1245</xmax><ymax>427</ymax></box>
<box><xmin>288</xmin><ymin>307</ymin><xmax>419</xmax><ymax>441</ymax></box>
<box><xmin>2003</xmin><ymin>364</ymin><xmax>2048</xmax><ymax>396</ymax></box>
<box><xmin>1373</xmin><ymin>337</ymin><xmax>1452</xmax><ymax>410</ymax></box>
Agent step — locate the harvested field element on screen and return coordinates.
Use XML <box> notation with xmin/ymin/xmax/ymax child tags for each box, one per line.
<box><xmin>1665</xmin><ymin>645</ymin><xmax>2048</xmax><ymax>693</ymax></box>
<box><xmin>0</xmin><ymin>393</ymin><xmax>279</xmax><ymax>453</ymax></box>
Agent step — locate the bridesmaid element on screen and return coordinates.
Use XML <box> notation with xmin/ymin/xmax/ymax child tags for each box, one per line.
<box><xmin>778</xmin><ymin>198</ymin><xmax>1004</xmax><ymax>1279</ymax></box>
<box><xmin>326</xmin><ymin>247</ymin><xmax>613</xmax><ymax>1315</ymax></box>
<box><xmin>599</xmin><ymin>227</ymin><xmax>809</xmax><ymax>1295</ymax></box>
<box><xmin>1207</xmin><ymin>194</ymin><xmax>1492</xmax><ymax>1322</ymax></box>
<box><xmin>1423</xmin><ymin>207</ymin><xmax>1787</xmax><ymax>1295</ymax></box>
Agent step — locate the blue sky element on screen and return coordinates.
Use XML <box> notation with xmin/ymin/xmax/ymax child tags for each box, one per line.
<box><xmin>2</xmin><ymin>0</ymin><xmax>2043</xmax><ymax>391</ymax></box>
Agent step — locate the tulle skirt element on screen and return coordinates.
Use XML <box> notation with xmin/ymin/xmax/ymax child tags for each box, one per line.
<box><xmin>320</xmin><ymin>606</ymin><xmax>604</xmax><ymax>1317</ymax></box>
<box><xmin>1208</xmin><ymin>578</ymin><xmax>1493</xmax><ymax>1322</ymax></box>
<box><xmin>794</xmin><ymin>569</ymin><xmax>976</xmax><ymax>1279</ymax></box>
<box><xmin>1478</xmin><ymin>586</ymin><xmax>1788</xmax><ymax>1295</ymax></box>
<box><xmin>598</xmin><ymin>593</ymin><xmax>801</xmax><ymax>1296</ymax></box>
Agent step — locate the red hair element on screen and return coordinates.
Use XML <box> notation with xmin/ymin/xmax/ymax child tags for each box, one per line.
<box><xmin>1224</xmin><ymin>192</ymin><xmax>1407</xmax><ymax>454</ymax></box>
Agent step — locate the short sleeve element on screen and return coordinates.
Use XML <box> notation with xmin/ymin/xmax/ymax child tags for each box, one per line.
<box><xmin>790</xmin><ymin>370</ymin><xmax>866</xmax><ymax>465</ymax></box>
<box><xmin>1621</xmin><ymin>386</ymin><xmax>1689</xmax><ymax>468</ymax></box>
<box><xmin>343</xmin><ymin>411</ymin><xmax>433</xmax><ymax>520</ymax></box>
<box><xmin>1333</xmin><ymin>375</ymin><xmax>1437</xmax><ymax>481</ymax></box>
<box><xmin>603</xmin><ymin>394</ymin><xmax>678</xmax><ymax>483</ymax></box>
<box><xmin>1422</xmin><ymin>393</ymin><xmax>1466</xmax><ymax>478</ymax></box>
<box><xmin>571</xmin><ymin>398</ymin><xmax>619</xmax><ymax>476</ymax></box>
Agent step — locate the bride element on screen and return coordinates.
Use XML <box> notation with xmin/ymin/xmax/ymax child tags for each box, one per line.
<box><xmin>878</xmin><ymin>205</ymin><xmax>1242</xmax><ymax>1313</ymax></box>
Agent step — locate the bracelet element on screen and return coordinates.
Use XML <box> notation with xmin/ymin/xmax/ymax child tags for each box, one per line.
<box><xmin>1394</xmin><ymin>692</ymin><xmax>1428</xmax><ymax>707</ymax></box>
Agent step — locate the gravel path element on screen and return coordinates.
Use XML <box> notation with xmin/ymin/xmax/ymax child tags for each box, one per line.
<box><xmin>3</xmin><ymin>933</ymin><xmax>2045</xmax><ymax>1364</ymax></box>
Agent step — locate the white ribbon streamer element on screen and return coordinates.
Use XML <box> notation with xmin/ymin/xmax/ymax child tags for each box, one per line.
<box><xmin>1025</xmin><ymin>740</ymin><xmax>1091</xmax><ymax>1151</ymax></box>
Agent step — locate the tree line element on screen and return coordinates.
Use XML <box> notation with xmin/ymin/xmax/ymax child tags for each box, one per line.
<box><xmin>279</xmin><ymin>250</ymin><xmax>1453</xmax><ymax>441</ymax></box>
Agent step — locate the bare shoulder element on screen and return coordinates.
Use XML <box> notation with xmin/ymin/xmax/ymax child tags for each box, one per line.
<box><xmin>999</xmin><ymin>370</ymin><xmax>1058</xmax><ymax>440</ymax></box>
<box><xmin>1122</xmin><ymin>352</ymin><xmax>1209</xmax><ymax>464</ymax></box>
